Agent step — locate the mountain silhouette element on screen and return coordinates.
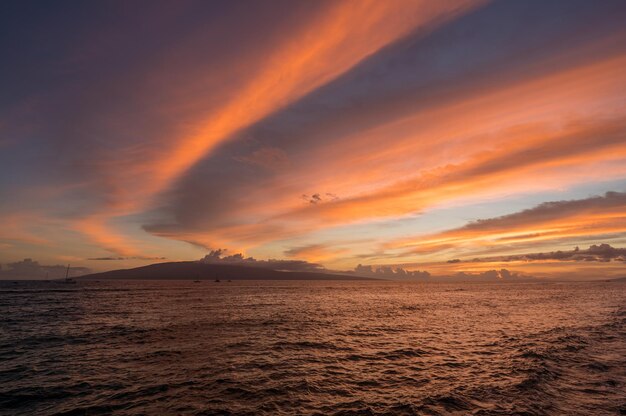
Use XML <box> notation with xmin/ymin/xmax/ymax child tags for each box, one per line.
<box><xmin>80</xmin><ymin>261</ymin><xmax>378</xmax><ymax>281</ymax></box>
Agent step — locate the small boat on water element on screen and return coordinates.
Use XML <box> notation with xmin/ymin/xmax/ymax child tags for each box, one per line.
<box><xmin>55</xmin><ymin>264</ymin><xmax>77</xmax><ymax>284</ymax></box>
<box><xmin>214</xmin><ymin>278</ymin><xmax>221</xmax><ymax>282</ymax></box>
<box><xmin>193</xmin><ymin>280</ymin><xmax>201</xmax><ymax>283</ymax></box>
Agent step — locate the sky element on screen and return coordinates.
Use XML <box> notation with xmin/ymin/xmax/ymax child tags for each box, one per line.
<box><xmin>1</xmin><ymin>0</ymin><xmax>626</xmax><ymax>280</ymax></box>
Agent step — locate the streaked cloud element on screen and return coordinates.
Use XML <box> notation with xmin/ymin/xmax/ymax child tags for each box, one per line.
<box><xmin>284</xmin><ymin>244</ymin><xmax>349</xmax><ymax>263</ymax></box>
<box><xmin>2</xmin><ymin>0</ymin><xmax>626</xmax><ymax>279</ymax></box>
<box><xmin>456</xmin><ymin>244</ymin><xmax>626</xmax><ymax>263</ymax></box>
<box><xmin>388</xmin><ymin>192</ymin><xmax>626</xmax><ymax>257</ymax></box>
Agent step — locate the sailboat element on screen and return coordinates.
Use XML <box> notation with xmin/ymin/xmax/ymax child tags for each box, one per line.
<box><xmin>56</xmin><ymin>264</ymin><xmax>77</xmax><ymax>284</ymax></box>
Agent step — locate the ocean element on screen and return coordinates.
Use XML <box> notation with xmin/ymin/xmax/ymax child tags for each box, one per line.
<box><xmin>1</xmin><ymin>280</ymin><xmax>625</xmax><ymax>415</ymax></box>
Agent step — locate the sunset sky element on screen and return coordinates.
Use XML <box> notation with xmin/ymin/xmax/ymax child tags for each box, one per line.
<box><xmin>1</xmin><ymin>0</ymin><xmax>626</xmax><ymax>279</ymax></box>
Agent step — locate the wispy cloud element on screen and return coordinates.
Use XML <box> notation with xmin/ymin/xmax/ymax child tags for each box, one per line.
<box><xmin>284</xmin><ymin>244</ymin><xmax>349</xmax><ymax>263</ymax></box>
<box><xmin>456</xmin><ymin>244</ymin><xmax>626</xmax><ymax>263</ymax></box>
<box><xmin>66</xmin><ymin>0</ymin><xmax>479</xmax><ymax>254</ymax></box>
<box><xmin>2</xmin><ymin>1</ymin><xmax>626</xmax><ymax>279</ymax></box>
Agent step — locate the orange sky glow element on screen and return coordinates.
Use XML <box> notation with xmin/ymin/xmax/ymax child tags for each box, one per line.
<box><xmin>2</xmin><ymin>0</ymin><xmax>626</xmax><ymax>280</ymax></box>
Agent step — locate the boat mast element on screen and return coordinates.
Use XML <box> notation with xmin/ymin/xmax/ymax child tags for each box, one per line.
<box><xmin>65</xmin><ymin>264</ymin><xmax>70</xmax><ymax>279</ymax></box>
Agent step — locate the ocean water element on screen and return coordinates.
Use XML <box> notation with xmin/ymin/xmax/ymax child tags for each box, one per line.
<box><xmin>0</xmin><ymin>280</ymin><xmax>625</xmax><ymax>416</ymax></box>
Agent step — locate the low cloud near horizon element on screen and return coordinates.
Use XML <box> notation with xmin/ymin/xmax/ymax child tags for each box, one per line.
<box><xmin>0</xmin><ymin>259</ymin><xmax>91</xmax><ymax>279</ymax></box>
<box><xmin>88</xmin><ymin>256</ymin><xmax>167</xmax><ymax>261</ymax></box>
<box><xmin>353</xmin><ymin>264</ymin><xmax>431</xmax><ymax>279</ymax></box>
<box><xmin>200</xmin><ymin>249</ymin><xmax>324</xmax><ymax>272</ymax></box>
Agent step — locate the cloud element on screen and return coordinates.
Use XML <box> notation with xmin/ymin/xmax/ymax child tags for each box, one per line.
<box><xmin>353</xmin><ymin>264</ymin><xmax>430</xmax><ymax>279</ymax></box>
<box><xmin>452</xmin><ymin>268</ymin><xmax>530</xmax><ymax>281</ymax></box>
<box><xmin>284</xmin><ymin>244</ymin><xmax>349</xmax><ymax>262</ymax></box>
<box><xmin>462</xmin><ymin>244</ymin><xmax>626</xmax><ymax>263</ymax></box>
<box><xmin>199</xmin><ymin>249</ymin><xmax>324</xmax><ymax>272</ymax></box>
<box><xmin>285</xmin><ymin>118</ymin><xmax>626</xmax><ymax>225</ymax></box>
<box><xmin>147</xmin><ymin>111</ymin><xmax>626</xmax><ymax>255</ymax></box>
<box><xmin>2</xmin><ymin>1</ymin><xmax>479</xmax><ymax>257</ymax></box>
<box><xmin>300</xmin><ymin>193</ymin><xmax>339</xmax><ymax>205</ymax></box>
<box><xmin>349</xmin><ymin>263</ymin><xmax>533</xmax><ymax>282</ymax></box>
<box><xmin>3</xmin><ymin>0</ymin><xmax>626</xmax><ymax>274</ymax></box>
<box><xmin>0</xmin><ymin>259</ymin><xmax>90</xmax><ymax>279</ymax></box>
<box><xmin>64</xmin><ymin>0</ymin><xmax>477</xmax><ymax>255</ymax></box>
<box><xmin>137</xmin><ymin>1</ymin><xmax>626</xmax><ymax>260</ymax></box>
<box><xmin>235</xmin><ymin>147</ymin><xmax>291</xmax><ymax>171</ymax></box>
<box><xmin>389</xmin><ymin>191</ymin><xmax>626</xmax><ymax>257</ymax></box>
<box><xmin>87</xmin><ymin>256</ymin><xmax>167</xmax><ymax>261</ymax></box>
<box><xmin>73</xmin><ymin>217</ymin><xmax>143</xmax><ymax>257</ymax></box>
<box><xmin>310</xmin><ymin>194</ymin><xmax>322</xmax><ymax>204</ymax></box>
<box><xmin>459</xmin><ymin>192</ymin><xmax>626</xmax><ymax>234</ymax></box>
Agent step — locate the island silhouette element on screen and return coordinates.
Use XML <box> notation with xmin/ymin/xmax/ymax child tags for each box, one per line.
<box><xmin>80</xmin><ymin>261</ymin><xmax>379</xmax><ymax>281</ymax></box>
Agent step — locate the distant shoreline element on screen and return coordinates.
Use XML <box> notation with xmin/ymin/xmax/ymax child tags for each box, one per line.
<box><xmin>78</xmin><ymin>261</ymin><xmax>380</xmax><ymax>281</ymax></box>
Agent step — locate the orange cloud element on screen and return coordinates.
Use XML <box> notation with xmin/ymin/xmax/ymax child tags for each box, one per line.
<box><xmin>284</xmin><ymin>244</ymin><xmax>350</xmax><ymax>263</ymax></box>
<box><xmin>149</xmin><ymin>0</ymin><xmax>481</xmax><ymax>194</ymax></box>
<box><xmin>278</xmin><ymin>116</ymin><xmax>626</xmax><ymax>224</ymax></box>
<box><xmin>73</xmin><ymin>217</ymin><xmax>141</xmax><ymax>257</ymax></box>
<box><xmin>140</xmin><ymin>44</ymin><xmax>626</xmax><ymax>263</ymax></box>
<box><xmin>0</xmin><ymin>214</ymin><xmax>51</xmax><ymax>246</ymax></box>
<box><xmin>70</xmin><ymin>0</ymin><xmax>482</xmax><ymax>254</ymax></box>
<box><xmin>386</xmin><ymin>192</ymin><xmax>626</xmax><ymax>261</ymax></box>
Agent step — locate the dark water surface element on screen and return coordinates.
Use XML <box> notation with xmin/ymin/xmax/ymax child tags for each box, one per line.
<box><xmin>1</xmin><ymin>280</ymin><xmax>625</xmax><ymax>415</ymax></box>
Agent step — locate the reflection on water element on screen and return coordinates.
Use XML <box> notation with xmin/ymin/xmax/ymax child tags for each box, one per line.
<box><xmin>1</xmin><ymin>280</ymin><xmax>625</xmax><ymax>415</ymax></box>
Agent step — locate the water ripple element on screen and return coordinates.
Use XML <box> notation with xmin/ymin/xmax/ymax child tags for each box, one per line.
<box><xmin>0</xmin><ymin>280</ymin><xmax>624</xmax><ymax>415</ymax></box>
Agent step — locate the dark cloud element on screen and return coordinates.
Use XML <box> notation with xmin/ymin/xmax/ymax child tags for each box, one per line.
<box><xmin>462</xmin><ymin>244</ymin><xmax>626</xmax><ymax>263</ymax></box>
<box><xmin>203</xmin><ymin>249</ymin><xmax>226</xmax><ymax>260</ymax></box>
<box><xmin>200</xmin><ymin>250</ymin><xmax>324</xmax><ymax>272</ymax></box>
<box><xmin>0</xmin><ymin>259</ymin><xmax>90</xmax><ymax>279</ymax></box>
<box><xmin>460</xmin><ymin>192</ymin><xmax>626</xmax><ymax>233</ymax></box>
<box><xmin>182</xmin><ymin>240</ymin><xmax>212</xmax><ymax>251</ymax></box>
<box><xmin>300</xmin><ymin>193</ymin><xmax>339</xmax><ymax>205</ymax></box>
<box><xmin>88</xmin><ymin>256</ymin><xmax>166</xmax><ymax>261</ymax></box>
<box><xmin>353</xmin><ymin>264</ymin><xmax>430</xmax><ymax>280</ymax></box>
